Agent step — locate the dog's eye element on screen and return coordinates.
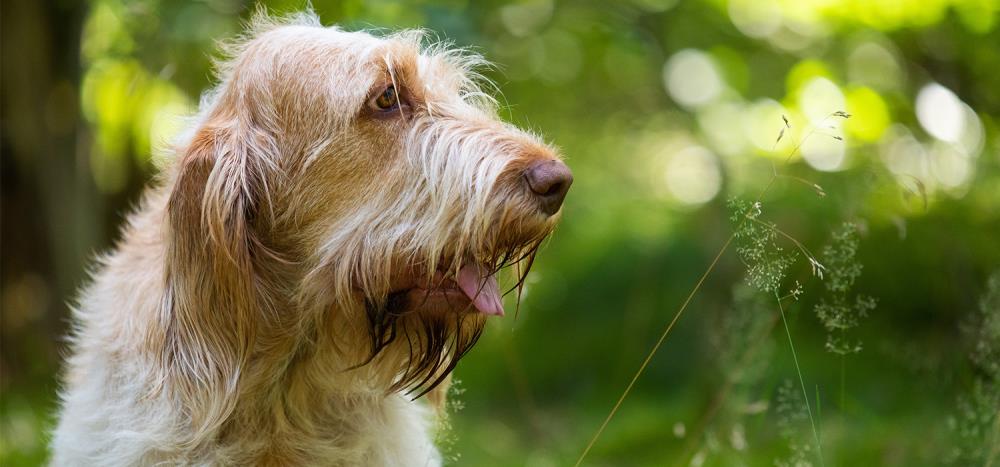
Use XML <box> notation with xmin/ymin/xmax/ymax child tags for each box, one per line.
<box><xmin>372</xmin><ymin>85</ymin><xmax>399</xmax><ymax>111</ymax></box>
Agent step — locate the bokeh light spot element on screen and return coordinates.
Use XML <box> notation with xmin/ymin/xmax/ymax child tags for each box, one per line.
<box><xmin>785</xmin><ymin>59</ymin><xmax>832</xmax><ymax>96</ymax></box>
<box><xmin>663</xmin><ymin>49</ymin><xmax>724</xmax><ymax>109</ymax></box>
<box><xmin>664</xmin><ymin>146</ymin><xmax>722</xmax><ymax>205</ymax></box>
<box><xmin>916</xmin><ymin>83</ymin><xmax>965</xmax><ymax>143</ymax></box>
<box><xmin>847</xmin><ymin>41</ymin><xmax>902</xmax><ymax>90</ymax></box>
<box><xmin>798</xmin><ymin>77</ymin><xmax>845</xmax><ymax>124</ymax></box>
<box><xmin>845</xmin><ymin>86</ymin><xmax>890</xmax><ymax>142</ymax></box>
<box><xmin>881</xmin><ymin>125</ymin><xmax>929</xmax><ymax>180</ymax></box>
<box><xmin>802</xmin><ymin>131</ymin><xmax>847</xmax><ymax>171</ymax></box>
<box><xmin>500</xmin><ymin>0</ymin><xmax>554</xmax><ymax>37</ymax></box>
<box><xmin>743</xmin><ymin>98</ymin><xmax>792</xmax><ymax>154</ymax></box>
<box><xmin>728</xmin><ymin>0</ymin><xmax>782</xmax><ymax>38</ymax></box>
<box><xmin>930</xmin><ymin>142</ymin><xmax>973</xmax><ymax>189</ymax></box>
<box><xmin>697</xmin><ymin>100</ymin><xmax>748</xmax><ymax>157</ymax></box>
<box><xmin>957</xmin><ymin>104</ymin><xmax>984</xmax><ymax>157</ymax></box>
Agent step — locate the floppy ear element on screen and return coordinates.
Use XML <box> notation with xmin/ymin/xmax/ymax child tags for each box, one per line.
<box><xmin>162</xmin><ymin>113</ymin><xmax>276</xmax><ymax>442</ymax></box>
<box><xmin>169</xmin><ymin>120</ymin><xmax>265</xmax><ymax>268</ymax></box>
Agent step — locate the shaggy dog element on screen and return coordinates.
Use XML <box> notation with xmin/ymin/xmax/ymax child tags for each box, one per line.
<box><xmin>52</xmin><ymin>12</ymin><xmax>571</xmax><ymax>466</ymax></box>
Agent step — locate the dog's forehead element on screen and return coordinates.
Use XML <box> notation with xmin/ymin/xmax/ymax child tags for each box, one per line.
<box><xmin>253</xmin><ymin>25</ymin><xmax>483</xmax><ymax>116</ymax></box>
<box><xmin>274</xmin><ymin>28</ymin><xmax>436</xmax><ymax>73</ymax></box>
<box><xmin>306</xmin><ymin>28</ymin><xmax>469</xmax><ymax>93</ymax></box>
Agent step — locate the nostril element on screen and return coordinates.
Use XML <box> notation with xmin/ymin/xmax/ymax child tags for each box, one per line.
<box><xmin>541</xmin><ymin>182</ymin><xmax>563</xmax><ymax>197</ymax></box>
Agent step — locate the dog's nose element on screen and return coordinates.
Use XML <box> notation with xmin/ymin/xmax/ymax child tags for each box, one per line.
<box><xmin>524</xmin><ymin>159</ymin><xmax>573</xmax><ymax>216</ymax></box>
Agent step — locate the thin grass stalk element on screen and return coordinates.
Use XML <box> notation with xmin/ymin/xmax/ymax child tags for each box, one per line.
<box><xmin>776</xmin><ymin>291</ymin><xmax>825</xmax><ymax>466</ymax></box>
<box><xmin>573</xmin><ymin>113</ymin><xmax>846</xmax><ymax>465</ymax></box>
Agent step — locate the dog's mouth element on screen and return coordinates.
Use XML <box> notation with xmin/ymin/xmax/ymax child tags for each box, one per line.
<box><xmin>361</xmin><ymin>259</ymin><xmax>512</xmax><ymax>397</ymax></box>
<box><xmin>389</xmin><ymin>262</ymin><xmax>505</xmax><ymax>317</ymax></box>
<box><xmin>359</xmin><ymin>242</ymin><xmax>544</xmax><ymax>396</ymax></box>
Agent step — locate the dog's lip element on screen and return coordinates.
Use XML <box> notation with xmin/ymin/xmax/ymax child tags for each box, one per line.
<box><xmin>392</xmin><ymin>263</ymin><xmax>505</xmax><ymax>316</ymax></box>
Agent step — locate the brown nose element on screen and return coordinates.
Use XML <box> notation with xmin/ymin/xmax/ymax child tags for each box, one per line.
<box><xmin>524</xmin><ymin>159</ymin><xmax>573</xmax><ymax>216</ymax></box>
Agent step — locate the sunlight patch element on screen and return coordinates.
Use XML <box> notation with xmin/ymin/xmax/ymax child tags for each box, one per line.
<box><xmin>663</xmin><ymin>49</ymin><xmax>724</xmax><ymax>109</ymax></box>
<box><xmin>664</xmin><ymin>145</ymin><xmax>722</xmax><ymax>205</ymax></box>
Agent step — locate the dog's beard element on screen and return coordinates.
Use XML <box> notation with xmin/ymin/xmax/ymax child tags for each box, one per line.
<box><xmin>362</xmin><ymin>293</ymin><xmax>486</xmax><ymax>398</ymax></box>
<box><xmin>354</xmin><ymin>238</ymin><xmax>544</xmax><ymax>398</ymax></box>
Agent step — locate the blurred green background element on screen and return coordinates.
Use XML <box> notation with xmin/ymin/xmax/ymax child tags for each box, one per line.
<box><xmin>2</xmin><ymin>0</ymin><xmax>999</xmax><ymax>465</ymax></box>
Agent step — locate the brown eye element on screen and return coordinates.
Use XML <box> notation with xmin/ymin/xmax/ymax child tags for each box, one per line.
<box><xmin>373</xmin><ymin>85</ymin><xmax>399</xmax><ymax>111</ymax></box>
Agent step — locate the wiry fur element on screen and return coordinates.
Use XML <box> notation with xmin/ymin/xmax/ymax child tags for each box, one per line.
<box><xmin>52</xmin><ymin>11</ymin><xmax>565</xmax><ymax>466</ymax></box>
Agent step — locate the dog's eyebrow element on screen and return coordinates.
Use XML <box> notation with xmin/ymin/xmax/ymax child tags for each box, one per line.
<box><xmin>371</xmin><ymin>42</ymin><xmax>424</xmax><ymax>104</ymax></box>
<box><xmin>383</xmin><ymin>54</ymin><xmax>407</xmax><ymax>120</ymax></box>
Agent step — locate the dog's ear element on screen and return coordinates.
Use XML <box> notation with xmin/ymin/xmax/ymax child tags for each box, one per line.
<box><xmin>163</xmin><ymin>112</ymin><xmax>277</xmax><ymax>441</ymax></box>
<box><xmin>169</xmin><ymin>119</ymin><xmax>273</xmax><ymax>267</ymax></box>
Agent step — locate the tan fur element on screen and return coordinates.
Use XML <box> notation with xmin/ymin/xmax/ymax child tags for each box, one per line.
<box><xmin>52</xmin><ymin>11</ymin><xmax>565</xmax><ymax>466</ymax></box>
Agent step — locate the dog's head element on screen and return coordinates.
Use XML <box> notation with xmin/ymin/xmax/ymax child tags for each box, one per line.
<box><xmin>167</xmin><ymin>13</ymin><xmax>570</xmax><ymax>399</ymax></box>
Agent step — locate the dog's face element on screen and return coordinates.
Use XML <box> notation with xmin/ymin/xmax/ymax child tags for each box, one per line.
<box><xmin>169</xmin><ymin>19</ymin><xmax>570</xmax><ymax>397</ymax></box>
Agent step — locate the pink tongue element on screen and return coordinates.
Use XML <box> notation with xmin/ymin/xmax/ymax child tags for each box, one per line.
<box><xmin>456</xmin><ymin>264</ymin><xmax>505</xmax><ymax>316</ymax></box>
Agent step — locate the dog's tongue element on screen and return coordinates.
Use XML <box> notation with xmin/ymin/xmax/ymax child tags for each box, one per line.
<box><xmin>456</xmin><ymin>264</ymin><xmax>504</xmax><ymax>316</ymax></box>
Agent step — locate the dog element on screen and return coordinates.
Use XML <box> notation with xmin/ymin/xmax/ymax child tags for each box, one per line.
<box><xmin>51</xmin><ymin>11</ymin><xmax>571</xmax><ymax>466</ymax></box>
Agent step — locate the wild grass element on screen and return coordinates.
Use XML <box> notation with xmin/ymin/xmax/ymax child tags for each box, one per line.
<box><xmin>948</xmin><ymin>271</ymin><xmax>1000</xmax><ymax>466</ymax></box>
<box><xmin>434</xmin><ymin>379</ymin><xmax>466</xmax><ymax>464</ymax></box>
<box><xmin>681</xmin><ymin>284</ymin><xmax>777</xmax><ymax>465</ymax></box>
<box><xmin>813</xmin><ymin>222</ymin><xmax>875</xmax><ymax>411</ymax></box>
<box><xmin>574</xmin><ymin>112</ymin><xmax>853</xmax><ymax>466</ymax></box>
